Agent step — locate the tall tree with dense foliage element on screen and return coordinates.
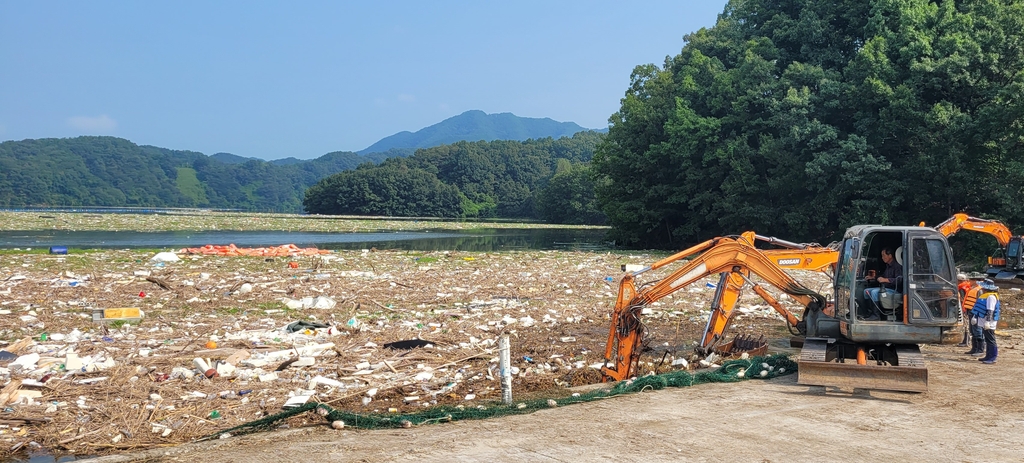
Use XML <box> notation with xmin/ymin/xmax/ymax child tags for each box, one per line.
<box><xmin>592</xmin><ymin>0</ymin><xmax>1024</xmax><ymax>248</ymax></box>
<box><xmin>535</xmin><ymin>163</ymin><xmax>607</xmax><ymax>225</ymax></box>
<box><xmin>303</xmin><ymin>163</ymin><xmax>463</xmax><ymax>217</ymax></box>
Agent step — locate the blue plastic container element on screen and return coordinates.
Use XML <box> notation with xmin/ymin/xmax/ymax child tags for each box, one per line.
<box><xmin>49</xmin><ymin>246</ymin><xmax>68</xmax><ymax>255</ymax></box>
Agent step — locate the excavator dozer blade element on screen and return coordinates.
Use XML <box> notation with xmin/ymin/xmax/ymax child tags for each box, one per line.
<box><xmin>992</xmin><ymin>271</ymin><xmax>1024</xmax><ymax>289</ymax></box>
<box><xmin>797</xmin><ymin>340</ymin><xmax>928</xmax><ymax>393</ymax></box>
<box><xmin>993</xmin><ymin>270</ymin><xmax>1020</xmax><ymax>281</ymax></box>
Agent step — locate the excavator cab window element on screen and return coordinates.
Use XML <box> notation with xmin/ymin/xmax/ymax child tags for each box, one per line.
<box><xmin>850</xmin><ymin>231</ymin><xmax>905</xmax><ymax>321</ymax></box>
<box><xmin>906</xmin><ymin>235</ymin><xmax>959</xmax><ymax>323</ymax></box>
<box><xmin>861</xmin><ymin>232</ymin><xmax>903</xmax><ymax>280</ymax></box>
<box><xmin>1007</xmin><ymin>239</ymin><xmax>1021</xmax><ymax>263</ymax></box>
<box><xmin>834</xmin><ymin>238</ymin><xmax>857</xmax><ymax>321</ymax></box>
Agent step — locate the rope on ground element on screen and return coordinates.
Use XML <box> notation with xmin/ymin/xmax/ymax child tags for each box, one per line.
<box><xmin>201</xmin><ymin>353</ymin><xmax>797</xmax><ymax>440</ymax></box>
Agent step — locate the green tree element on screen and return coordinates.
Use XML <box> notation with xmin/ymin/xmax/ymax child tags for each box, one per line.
<box><xmin>536</xmin><ymin>164</ymin><xmax>607</xmax><ymax>225</ymax></box>
<box><xmin>303</xmin><ymin>164</ymin><xmax>462</xmax><ymax>217</ymax></box>
<box><xmin>593</xmin><ymin>0</ymin><xmax>1024</xmax><ymax>248</ymax></box>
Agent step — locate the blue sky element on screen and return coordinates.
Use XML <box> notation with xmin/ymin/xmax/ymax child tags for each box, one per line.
<box><xmin>1</xmin><ymin>1</ymin><xmax>728</xmax><ymax>160</ymax></box>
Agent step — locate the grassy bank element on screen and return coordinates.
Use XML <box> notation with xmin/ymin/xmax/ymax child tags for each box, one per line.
<box><xmin>0</xmin><ymin>211</ymin><xmax>609</xmax><ymax>233</ymax></box>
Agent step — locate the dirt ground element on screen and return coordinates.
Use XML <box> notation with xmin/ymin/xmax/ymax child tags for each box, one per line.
<box><xmin>1</xmin><ymin>226</ymin><xmax>1022</xmax><ymax>462</ymax></box>
<box><xmin>89</xmin><ymin>335</ymin><xmax>1024</xmax><ymax>463</ymax></box>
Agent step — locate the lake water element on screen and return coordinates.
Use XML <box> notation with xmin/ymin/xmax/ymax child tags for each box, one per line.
<box><xmin>0</xmin><ymin>228</ymin><xmax>612</xmax><ymax>252</ymax></box>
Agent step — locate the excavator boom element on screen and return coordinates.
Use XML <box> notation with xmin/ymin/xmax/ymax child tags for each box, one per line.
<box><xmin>932</xmin><ymin>213</ymin><xmax>1012</xmax><ymax>247</ymax></box>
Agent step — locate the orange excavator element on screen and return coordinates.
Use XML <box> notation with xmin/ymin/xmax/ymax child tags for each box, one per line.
<box><xmin>601</xmin><ymin>225</ymin><xmax>962</xmax><ymax>392</ymax></box>
<box><xmin>927</xmin><ymin>213</ymin><xmax>1024</xmax><ymax>284</ymax></box>
<box><xmin>693</xmin><ymin>214</ymin><xmax>1009</xmax><ymax>361</ymax></box>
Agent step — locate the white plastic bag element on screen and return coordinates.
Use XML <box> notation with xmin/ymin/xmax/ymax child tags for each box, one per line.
<box><xmin>151</xmin><ymin>252</ymin><xmax>180</xmax><ymax>262</ymax></box>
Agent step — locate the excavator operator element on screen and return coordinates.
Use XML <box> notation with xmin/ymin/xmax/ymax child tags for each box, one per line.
<box><xmin>864</xmin><ymin>246</ymin><xmax>903</xmax><ymax>320</ymax></box>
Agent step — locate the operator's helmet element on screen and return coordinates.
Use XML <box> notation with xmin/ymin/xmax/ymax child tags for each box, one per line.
<box><xmin>957</xmin><ymin>273</ymin><xmax>968</xmax><ymax>281</ymax></box>
<box><xmin>980</xmin><ymin>279</ymin><xmax>999</xmax><ymax>291</ymax></box>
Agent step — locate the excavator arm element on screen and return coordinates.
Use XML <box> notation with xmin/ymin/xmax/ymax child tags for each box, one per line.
<box><xmin>698</xmin><ymin>240</ymin><xmax>839</xmax><ymax>354</ymax></box>
<box><xmin>601</xmin><ymin>235</ymin><xmax>827</xmax><ymax>382</ymax></box>
<box><xmin>930</xmin><ymin>213</ymin><xmax>1012</xmax><ymax>247</ymax></box>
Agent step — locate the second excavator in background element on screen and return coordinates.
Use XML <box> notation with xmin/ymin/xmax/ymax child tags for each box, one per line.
<box><xmin>929</xmin><ymin>213</ymin><xmax>1024</xmax><ymax>285</ymax></box>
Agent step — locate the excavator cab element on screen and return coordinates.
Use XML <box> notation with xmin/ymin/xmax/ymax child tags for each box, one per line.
<box><xmin>1007</xmin><ymin>237</ymin><xmax>1023</xmax><ymax>271</ymax></box>
<box><xmin>796</xmin><ymin>226</ymin><xmax>961</xmax><ymax>392</ymax></box>
<box><xmin>990</xmin><ymin>236</ymin><xmax>1024</xmax><ymax>282</ymax></box>
<box><xmin>830</xmin><ymin>226</ymin><xmax>960</xmax><ymax>343</ymax></box>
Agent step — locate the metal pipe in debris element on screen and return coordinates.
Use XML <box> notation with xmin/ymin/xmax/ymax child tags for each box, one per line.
<box><xmin>499</xmin><ymin>334</ymin><xmax>512</xmax><ymax>405</ymax></box>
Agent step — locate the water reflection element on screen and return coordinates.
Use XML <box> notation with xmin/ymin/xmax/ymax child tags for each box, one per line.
<box><xmin>0</xmin><ymin>228</ymin><xmax>611</xmax><ymax>252</ymax></box>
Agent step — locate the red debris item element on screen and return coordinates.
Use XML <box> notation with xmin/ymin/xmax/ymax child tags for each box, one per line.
<box><xmin>154</xmin><ymin>373</ymin><xmax>170</xmax><ymax>382</ymax></box>
<box><xmin>204</xmin><ymin>368</ymin><xmax>219</xmax><ymax>379</ymax></box>
<box><xmin>178</xmin><ymin>243</ymin><xmax>332</xmax><ymax>257</ymax></box>
<box><xmin>288</xmin><ymin>261</ymin><xmax>299</xmax><ymax>269</ymax></box>
<box><xmin>139</xmin><ymin>291</ymin><xmax>146</xmax><ymax>298</ymax></box>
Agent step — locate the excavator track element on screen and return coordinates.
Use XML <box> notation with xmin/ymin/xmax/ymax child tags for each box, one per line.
<box><xmin>796</xmin><ymin>339</ymin><xmax>928</xmax><ymax>393</ymax></box>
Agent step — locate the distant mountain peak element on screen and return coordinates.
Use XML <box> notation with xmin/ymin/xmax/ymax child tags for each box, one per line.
<box><xmin>210</xmin><ymin>152</ymin><xmax>259</xmax><ymax>164</ymax></box>
<box><xmin>356</xmin><ymin>110</ymin><xmax>594</xmax><ymax>155</ymax></box>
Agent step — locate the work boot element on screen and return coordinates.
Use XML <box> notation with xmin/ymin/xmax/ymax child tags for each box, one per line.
<box><xmin>964</xmin><ymin>338</ymin><xmax>983</xmax><ymax>355</ymax></box>
<box><xmin>980</xmin><ymin>344</ymin><xmax>998</xmax><ymax>363</ymax></box>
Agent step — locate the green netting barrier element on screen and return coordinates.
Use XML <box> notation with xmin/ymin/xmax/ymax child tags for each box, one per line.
<box><xmin>202</xmin><ymin>353</ymin><xmax>797</xmax><ymax>440</ymax></box>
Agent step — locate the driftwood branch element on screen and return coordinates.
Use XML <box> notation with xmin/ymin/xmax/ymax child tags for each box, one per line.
<box><xmin>146</xmin><ymin>276</ymin><xmax>173</xmax><ymax>290</ymax></box>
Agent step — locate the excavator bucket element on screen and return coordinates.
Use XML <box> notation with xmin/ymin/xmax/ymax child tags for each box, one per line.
<box><xmin>796</xmin><ymin>340</ymin><xmax>928</xmax><ymax>393</ymax></box>
<box><xmin>713</xmin><ymin>334</ymin><xmax>768</xmax><ymax>358</ymax></box>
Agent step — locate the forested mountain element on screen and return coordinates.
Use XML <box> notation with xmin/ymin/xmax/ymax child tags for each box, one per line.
<box><xmin>357</xmin><ymin>110</ymin><xmax>593</xmax><ymax>155</ymax></box>
<box><xmin>0</xmin><ymin>130</ymin><xmax>605</xmax><ymax>219</ymax></box>
<box><xmin>0</xmin><ymin>136</ymin><xmax>371</xmax><ymax>212</ymax></box>
<box><xmin>0</xmin><ymin>112</ymin><xmax>603</xmax><ymax>214</ymax></box>
<box><xmin>304</xmin><ymin>131</ymin><xmax>606</xmax><ymax>223</ymax></box>
<box><xmin>209</xmin><ymin>152</ymin><xmax>257</xmax><ymax>164</ymax></box>
<box><xmin>593</xmin><ymin>0</ymin><xmax>1024</xmax><ymax>248</ymax></box>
